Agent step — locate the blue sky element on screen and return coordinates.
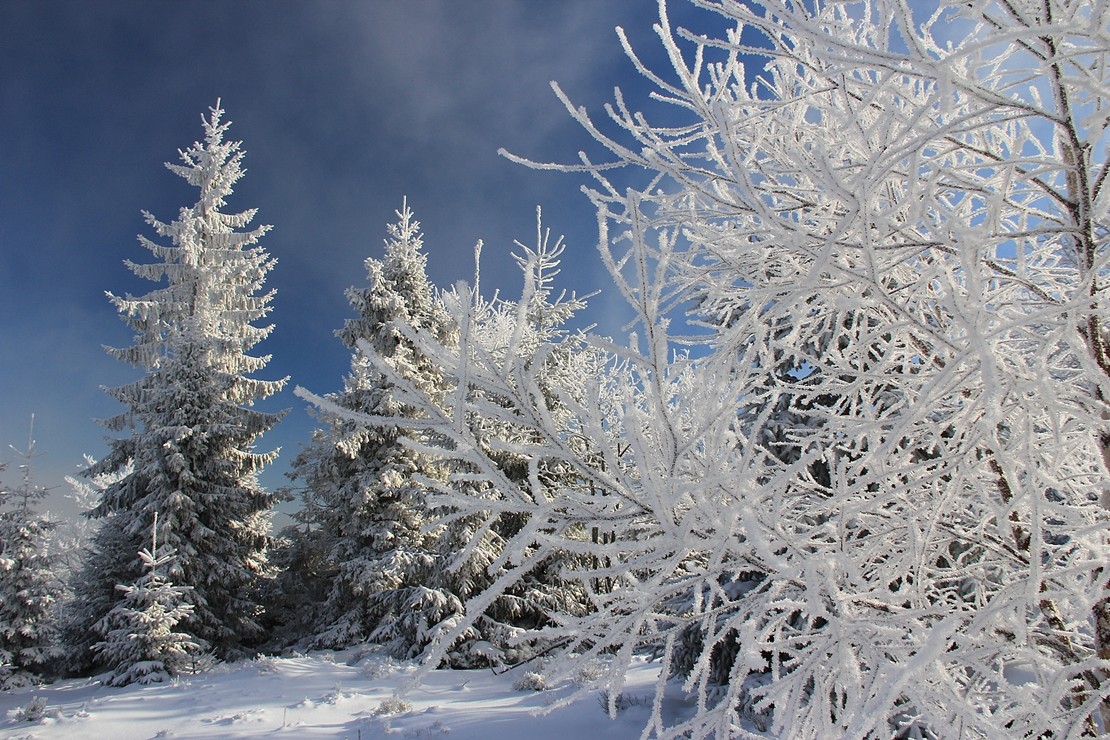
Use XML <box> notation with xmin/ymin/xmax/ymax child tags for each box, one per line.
<box><xmin>0</xmin><ymin>0</ymin><xmax>718</xmax><ymax>506</ymax></box>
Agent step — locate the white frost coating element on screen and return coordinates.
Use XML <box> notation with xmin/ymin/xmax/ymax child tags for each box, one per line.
<box><xmin>0</xmin><ymin>425</ymin><xmax>62</xmax><ymax>689</ymax></box>
<box><xmin>322</xmin><ymin>0</ymin><xmax>1109</xmax><ymax>736</ymax></box>
<box><xmin>74</xmin><ymin>102</ymin><xmax>287</xmax><ymax>667</ymax></box>
<box><xmin>292</xmin><ymin>204</ymin><xmax>593</xmax><ymax>667</ymax></box>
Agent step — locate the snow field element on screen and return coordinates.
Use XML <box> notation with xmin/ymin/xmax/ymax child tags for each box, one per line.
<box><xmin>0</xmin><ymin>650</ymin><xmax>672</xmax><ymax>739</ymax></box>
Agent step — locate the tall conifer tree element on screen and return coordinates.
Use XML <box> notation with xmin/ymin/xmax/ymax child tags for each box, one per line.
<box><xmin>73</xmin><ymin>102</ymin><xmax>287</xmax><ymax>664</ymax></box>
<box><xmin>288</xmin><ymin>200</ymin><xmax>455</xmax><ymax>651</ymax></box>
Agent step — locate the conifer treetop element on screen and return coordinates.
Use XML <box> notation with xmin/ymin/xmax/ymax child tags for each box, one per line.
<box><xmin>105</xmin><ymin>101</ymin><xmax>281</xmax><ymax>383</ymax></box>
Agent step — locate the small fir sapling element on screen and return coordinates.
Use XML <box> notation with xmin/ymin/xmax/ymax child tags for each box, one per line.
<box><xmin>93</xmin><ymin>513</ymin><xmax>206</xmax><ymax>686</ymax></box>
<box><xmin>0</xmin><ymin>420</ymin><xmax>62</xmax><ymax>688</ymax></box>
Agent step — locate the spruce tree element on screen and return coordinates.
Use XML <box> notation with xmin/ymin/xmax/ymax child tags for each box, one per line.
<box><xmin>426</xmin><ymin>222</ymin><xmax>595</xmax><ymax>667</ymax></box>
<box><xmin>0</xmin><ymin>427</ymin><xmax>62</xmax><ymax>688</ymax></box>
<box><xmin>297</xmin><ymin>212</ymin><xmax>596</xmax><ymax>667</ymax></box>
<box><xmin>94</xmin><ymin>514</ymin><xmax>205</xmax><ymax>687</ymax></box>
<box><xmin>73</xmin><ymin>102</ymin><xmax>287</xmax><ymax>664</ymax></box>
<box><xmin>289</xmin><ymin>200</ymin><xmax>455</xmax><ymax>651</ymax></box>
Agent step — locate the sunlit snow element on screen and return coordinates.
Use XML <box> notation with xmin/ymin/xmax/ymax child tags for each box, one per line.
<box><xmin>0</xmin><ymin>650</ymin><xmax>674</xmax><ymax>739</ymax></box>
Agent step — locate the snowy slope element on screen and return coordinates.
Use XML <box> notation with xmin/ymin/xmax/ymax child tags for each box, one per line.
<box><xmin>0</xmin><ymin>650</ymin><xmax>677</xmax><ymax>739</ymax></box>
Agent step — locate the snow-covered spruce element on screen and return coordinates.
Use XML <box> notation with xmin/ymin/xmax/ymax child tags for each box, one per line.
<box><xmin>71</xmin><ymin>101</ymin><xmax>287</xmax><ymax>667</ymax></box>
<box><xmin>290</xmin><ymin>203</ymin><xmax>594</xmax><ymax>665</ymax></box>
<box><xmin>283</xmin><ymin>200</ymin><xmax>456</xmax><ymax>654</ymax></box>
<box><xmin>93</xmin><ymin>515</ymin><xmax>206</xmax><ymax>686</ymax></box>
<box><xmin>413</xmin><ymin>215</ymin><xmax>597</xmax><ymax>668</ymax></box>
<box><xmin>0</xmin><ymin>430</ymin><xmax>63</xmax><ymax>689</ymax></box>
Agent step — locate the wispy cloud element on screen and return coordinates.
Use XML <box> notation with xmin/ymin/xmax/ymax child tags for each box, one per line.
<box><xmin>0</xmin><ymin>0</ymin><xmax>673</xmax><ymax>501</ymax></box>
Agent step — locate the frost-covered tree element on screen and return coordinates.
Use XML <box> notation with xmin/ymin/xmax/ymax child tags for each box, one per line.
<box><xmin>318</xmin><ymin>0</ymin><xmax>1109</xmax><ymax>736</ymax></box>
<box><xmin>56</xmin><ymin>458</ymin><xmax>133</xmax><ymax>675</ymax></box>
<box><xmin>72</xmin><ymin>101</ymin><xmax>287</xmax><ymax>665</ymax></box>
<box><xmin>51</xmin><ymin>456</ymin><xmax>131</xmax><ymax>602</ymax></box>
<box><xmin>296</xmin><ymin>210</ymin><xmax>597</xmax><ymax>666</ymax></box>
<box><xmin>94</xmin><ymin>514</ymin><xmax>205</xmax><ymax>687</ymax></box>
<box><xmin>415</xmin><ymin>220</ymin><xmax>596</xmax><ymax>667</ymax></box>
<box><xmin>287</xmin><ymin>200</ymin><xmax>456</xmax><ymax>652</ymax></box>
<box><xmin>0</xmin><ymin>425</ymin><xmax>62</xmax><ymax>688</ymax></box>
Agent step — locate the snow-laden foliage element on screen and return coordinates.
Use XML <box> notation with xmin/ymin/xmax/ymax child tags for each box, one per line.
<box><xmin>405</xmin><ymin>217</ymin><xmax>597</xmax><ymax>667</ymax></box>
<box><xmin>93</xmin><ymin>515</ymin><xmax>206</xmax><ymax>687</ymax></box>
<box><xmin>294</xmin><ymin>206</ymin><xmax>594</xmax><ymax>667</ymax></box>
<box><xmin>320</xmin><ymin>0</ymin><xmax>1109</xmax><ymax>736</ymax></box>
<box><xmin>286</xmin><ymin>200</ymin><xmax>457</xmax><ymax>653</ymax></box>
<box><xmin>0</xmin><ymin>429</ymin><xmax>62</xmax><ymax>689</ymax></box>
<box><xmin>51</xmin><ymin>456</ymin><xmax>131</xmax><ymax>602</ymax></box>
<box><xmin>73</xmin><ymin>102</ymin><xmax>287</xmax><ymax>665</ymax></box>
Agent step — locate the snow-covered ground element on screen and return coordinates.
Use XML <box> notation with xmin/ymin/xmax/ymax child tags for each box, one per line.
<box><xmin>0</xmin><ymin>651</ymin><xmax>678</xmax><ymax>739</ymax></box>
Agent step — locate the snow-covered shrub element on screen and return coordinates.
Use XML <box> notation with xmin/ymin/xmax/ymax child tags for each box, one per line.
<box><xmin>572</xmin><ymin>659</ymin><xmax>607</xmax><ymax>687</ymax></box>
<box><xmin>374</xmin><ymin>696</ymin><xmax>413</xmax><ymax>716</ymax></box>
<box><xmin>13</xmin><ymin>696</ymin><xmax>47</xmax><ymax>722</ymax></box>
<box><xmin>597</xmin><ymin>690</ymin><xmax>652</xmax><ymax>716</ymax></box>
<box><xmin>401</xmin><ymin>720</ymin><xmax>450</xmax><ymax>738</ymax></box>
<box><xmin>512</xmin><ymin>670</ymin><xmax>550</xmax><ymax>692</ymax></box>
<box><xmin>251</xmin><ymin>655</ymin><xmax>278</xmax><ymax>674</ymax></box>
